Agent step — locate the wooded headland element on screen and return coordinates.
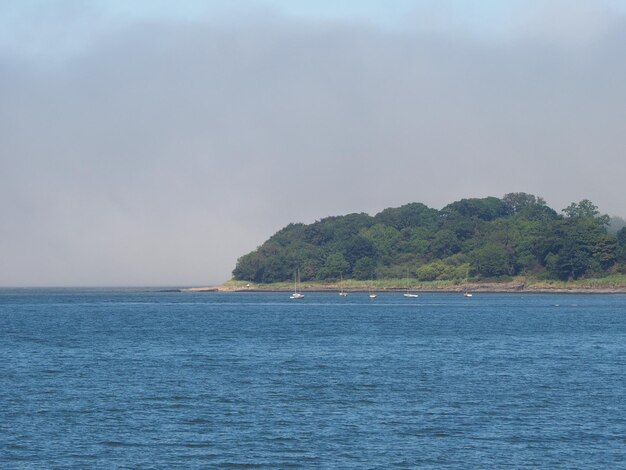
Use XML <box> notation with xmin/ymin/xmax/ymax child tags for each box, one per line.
<box><xmin>231</xmin><ymin>193</ymin><xmax>626</xmax><ymax>286</ymax></box>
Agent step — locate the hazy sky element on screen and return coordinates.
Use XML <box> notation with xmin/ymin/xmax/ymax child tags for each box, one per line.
<box><xmin>1</xmin><ymin>0</ymin><xmax>625</xmax><ymax>287</ymax></box>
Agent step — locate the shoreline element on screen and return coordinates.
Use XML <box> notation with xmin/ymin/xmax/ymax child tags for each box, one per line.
<box><xmin>183</xmin><ymin>281</ymin><xmax>626</xmax><ymax>294</ymax></box>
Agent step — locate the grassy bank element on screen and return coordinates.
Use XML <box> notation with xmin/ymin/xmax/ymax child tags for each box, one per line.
<box><xmin>210</xmin><ymin>274</ymin><xmax>626</xmax><ymax>293</ymax></box>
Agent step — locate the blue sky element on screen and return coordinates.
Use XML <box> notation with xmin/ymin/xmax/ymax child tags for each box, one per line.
<box><xmin>3</xmin><ymin>0</ymin><xmax>625</xmax><ymax>60</ymax></box>
<box><xmin>78</xmin><ymin>0</ymin><xmax>626</xmax><ymax>26</ymax></box>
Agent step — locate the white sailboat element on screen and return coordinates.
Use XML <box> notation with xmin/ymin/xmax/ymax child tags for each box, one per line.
<box><xmin>339</xmin><ymin>274</ymin><xmax>348</xmax><ymax>297</ymax></box>
<box><xmin>403</xmin><ymin>269</ymin><xmax>419</xmax><ymax>298</ymax></box>
<box><xmin>290</xmin><ymin>269</ymin><xmax>304</xmax><ymax>299</ymax></box>
<box><xmin>463</xmin><ymin>268</ymin><xmax>473</xmax><ymax>297</ymax></box>
<box><xmin>368</xmin><ymin>283</ymin><xmax>377</xmax><ymax>299</ymax></box>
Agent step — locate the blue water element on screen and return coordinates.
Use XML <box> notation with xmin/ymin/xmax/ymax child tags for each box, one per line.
<box><xmin>1</xmin><ymin>290</ymin><xmax>625</xmax><ymax>468</ymax></box>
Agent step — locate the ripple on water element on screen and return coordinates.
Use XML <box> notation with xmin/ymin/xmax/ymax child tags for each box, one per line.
<box><xmin>1</xmin><ymin>291</ymin><xmax>625</xmax><ymax>468</ymax></box>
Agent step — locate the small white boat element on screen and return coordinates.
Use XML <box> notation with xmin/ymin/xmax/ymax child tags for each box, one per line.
<box><xmin>462</xmin><ymin>269</ymin><xmax>472</xmax><ymax>297</ymax></box>
<box><xmin>290</xmin><ymin>269</ymin><xmax>304</xmax><ymax>299</ymax></box>
<box><xmin>368</xmin><ymin>280</ymin><xmax>377</xmax><ymax>299</ymax></box>
<box><xmin>403</xmin><ymin>270</ymin><xmax>418</xmax><ymax>298</ymax></box>
<box><xmin>339</xmin><ymin>274</ymin><xmax>348</xmax><ymax>297</ymax></box>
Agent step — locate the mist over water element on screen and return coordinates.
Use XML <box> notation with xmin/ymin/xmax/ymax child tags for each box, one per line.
<box><xmin>1</xmin><ymin>1</ymin><xmax>626</xmax><ymax>286</ymax></box>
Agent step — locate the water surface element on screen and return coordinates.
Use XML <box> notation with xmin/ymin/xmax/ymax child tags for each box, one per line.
<box><xmin>1</xmin><ymin>290</ymin><xmax>625</xmax><ymax>468</ymax></box>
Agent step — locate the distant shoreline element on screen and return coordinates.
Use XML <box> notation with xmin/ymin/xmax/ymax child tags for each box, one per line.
<box><xmin>182</xmin><ymin>281</ymin><xmax>626</xmax><ymax>294</ymax></box>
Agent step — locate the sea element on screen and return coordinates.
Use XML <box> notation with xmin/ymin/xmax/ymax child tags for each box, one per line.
<box><xmin>1</xmin><ymin>289</ymin><xmax>625</xmax><ymax>469</ymax></box>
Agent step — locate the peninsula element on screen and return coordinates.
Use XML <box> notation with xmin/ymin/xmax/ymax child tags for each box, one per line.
<box><xmin>214</xmin><ymin>193</ymin><xmax>626</xmax><ymax>293</ymax></box>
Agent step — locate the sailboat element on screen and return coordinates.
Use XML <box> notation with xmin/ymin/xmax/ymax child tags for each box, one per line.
<box><xmin>368</xmin><ymin>282</ymin><xmax>377</xmax><ymax>299</ymax></box>
<box><xmin>403</xmin><ymin>269</ymin><xmax>419</xmax><ymax>298</ymax></box>
<box><xmin>290</xmin><ymin>269</ymin><xmax>304</xmax><ymax>299</ymax></box>
<box><xmin>339</xmin><ymin>274</ymin><xmax>348</xmax><ymax>297</ymax></box>
<box><xmin>463</xmin><ymin>268</ymin><xmax>473</xmax><ymax>297</ymax></box>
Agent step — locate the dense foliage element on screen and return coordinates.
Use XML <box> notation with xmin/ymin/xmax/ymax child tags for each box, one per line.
<box><xmin>233</xmin><ymin>194</ymin><xmax>626</xmax><ymax>283</ymax></box>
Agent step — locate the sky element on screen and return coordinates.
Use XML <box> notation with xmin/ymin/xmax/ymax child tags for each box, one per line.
<box><xmin>1</xmin><ymin>0</ymin><xmax>626</xmax><ymax>287</ymax></box>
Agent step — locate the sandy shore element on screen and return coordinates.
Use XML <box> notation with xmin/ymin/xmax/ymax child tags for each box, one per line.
<box><xmin>183</xmin><ymin>282</ymin><xmax>626</xmax><ymax>294</ymax></box>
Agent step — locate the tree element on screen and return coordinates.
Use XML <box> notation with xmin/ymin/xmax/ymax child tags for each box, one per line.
<box><xmin>542</xmin><ymin>217</ymin><xmax>614</xmax><ymax>279</ymax></box>
<box><xmin>592</xmin><ymin>235</ymin><xmax>617</xmax><ymax>271</ymax></box>
<box><xmin>470</xmin><ymin>244</ymin><xmax>511</xmax><ymax>278</ymax></box>
<box><xmin>318</xmin><ymin>253</ymin><xmax>349</xmax><ymax>280</ymax></box>
<box><xmin>362</xmin><ymin>224</ymin><xmax>401</xmax><ymax>264</ymax></box>
<box><xmin>430</xmin><ymin>229</ymin><xmax>461</xmax><ymax>258</ymax></box>
<box><xmin>352</xmin><ymin>257</ymin><xmax>377</xmax><ymax>280</ymax></box>
<box><xmin>415</xmin><ymin>261</ymin><xmax>448</xmax><ymax>281</ymax></box>
<box><xmin>502</xmin><ymin>192</ymin><xmax>546</xmax><ymax>213</ymax></box>
<box><xmin>563</xmin><ymin>199</ymin><xmax>610</xmax><ymax>226</ymax></box>
<box><xmin>262</xmin><ymin>256</ymin><xmax>291</xmax><ymax>283</ymax></box>
<box><xmin>615</xmin><ymin>227</ymin><xmax>626</xmax><ymax>262</ymax></box>
<box><xmin>344</xmin><ymin>234</ymin><xmax>376</xmax><ymax>267</ymax></box>
<box><xmin>232</xmin><ymin>252</ymin><xmax>265</xmax><ymax>282</ymax></box>
<box><xmin>441</xmin><ymin>197</ymin><xmax>510</xmax><ymax>221</ymax></box>
<box><xmin>516</xmin><ymin>203</ymin><xmax>558</xmax><ymax>222</ymax></box>
<box><xmin>546</xmin><ymin>239</ymin><xmax>591</xmax><ymax>280</ymax></box>
<box><xmin>375</xmin><ymin>203</ymin><xmax>438</xmax><ymax>230</ymax></box>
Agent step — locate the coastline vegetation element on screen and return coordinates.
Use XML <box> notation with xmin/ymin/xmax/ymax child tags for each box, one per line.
<box><xmin>232</xmin><ymin>193</ymin><xmax>626</xmax><ymax>286</ymax></box>
<box><xmin>220</xmin><ymin>274</ymin><xmax>626</xmax><ymax>292</ymax></box>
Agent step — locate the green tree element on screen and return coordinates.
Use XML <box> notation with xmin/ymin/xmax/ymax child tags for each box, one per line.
<box><xmin>353</xmin><ymin>257</ymin><xmax>377</xmax><ymax>280</ymax></box>
<box><xmin>262</xmin><ymin>256</ymin><xmax>291</xmax><ymax>283</ymax></box>
<box><xmin>441</xmin><ymin>197</ymin><xmax>510</xmax><ymax>221</ymax></box>
<box><xmin>375</xmin><ymin>203</ymin><xmax>438</xmax><ymax>230</ymax></box>
<box><xmin>502</xmin><ymin>192</ymin><xmax>546</xmax><ymax>213</ymax></box>
<box><xmin>546</xmin><ymin>239</ymin><xmax>591</xmax><ymax>280</ymax></box>
<box><xmin>563</xmin><ymin>199</ymin><xmax>610</xmax><ymax>226</ymax></box>
<box><xmin>362</xmin><ymin>224</ymin><xmax>401</xmax><ymax>264</ymax></box>
<box><xmin>542</xmin><ymin>217</ymin><xmax>615</xmax><ymax>279</ymax></box>
<box><xmin>592</xmin><ymin>234</ymin><xmax>617</xmax><ymax>271</ymax></box>
<box><xmin>232</xmin><ymin>252</ymin><xmax>265</xmax><ymax>282</ymax></box>
<box><xmin>345</xmin><ymin>234</ymin><xmax>376</xmax><ymax>267</ymax></box>
<box><xmin>415</xmin><ymin>261</ymin><xmax>448</xmax><ymax>281</ymax></box>
<box><xmin>430</xmin><ymin>229</ymin><xmax>461</xmax><ymax>258</ymax></box>
<box><xmin>318</xmin><ymin>253</ymin><xmax>350</xmax><ymax>280</ymax></box>
<box><xmin>617</xmin><ymin>227</ymin><xmax>626</xmax><ymax>262</ymax></box>
<box><xmin>470</xmin><ymin>244</ymin><xmax>511</xmax><ymax>278</ymax></box>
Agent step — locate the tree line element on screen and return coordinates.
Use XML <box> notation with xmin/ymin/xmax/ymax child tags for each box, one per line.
<box><xmin>233</xmin><ymin>193</ymin><xmax>626</xmax><ymax>283</ymax></box>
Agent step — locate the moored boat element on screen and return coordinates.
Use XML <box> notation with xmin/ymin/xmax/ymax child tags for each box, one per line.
<box><xmin>290</xmin><ymin>269</ymin><xmax>304</xmax><ymax>299</ymax></box>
